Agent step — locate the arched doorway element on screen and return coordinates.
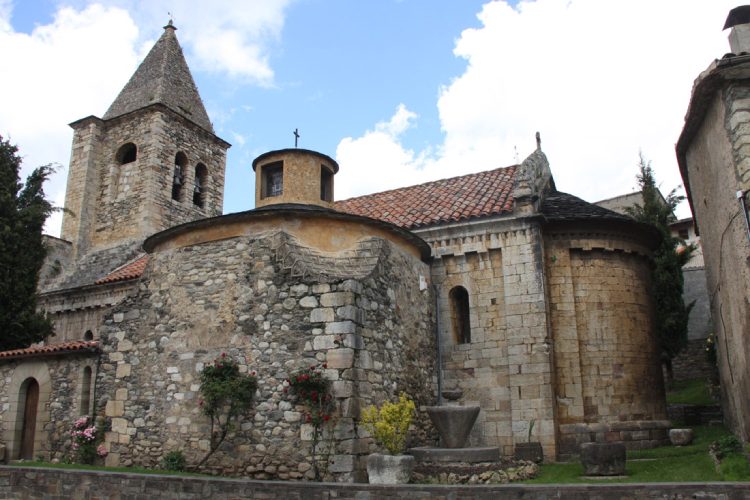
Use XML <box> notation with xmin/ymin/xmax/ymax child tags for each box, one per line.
<box><xmin>19</xmin><ymin>378</ymin><xmax>39</xmax><ymax>459</ymax></box>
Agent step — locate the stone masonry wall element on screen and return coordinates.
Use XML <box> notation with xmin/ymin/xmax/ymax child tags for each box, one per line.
<box><xmin>0</xmin><ymin>355</ymin><xmax>98</xmax><ymax>461</ymax></box>
<box><xmin>62</xmin><ymin>108</ymin><xmax>227</xmax><ymax>259</ymax></box>
<box><xmin>545</xmin><ymin>232</ymin><xmax>668</xmax><ymax>457</ymax></box>
<box><xmin>685</xmin><ymin>84</ymin><xmax>750</xmax><ymax>440</ymax></box>
<box><xmin>95</xmin><ymin>230</ymin><xmax>434</xmax><ymax>482</ymax></box>
<box><xmin>418</xmin><ymin>219</ymin><xmax>556</xmax><ymax>459</ymax></box>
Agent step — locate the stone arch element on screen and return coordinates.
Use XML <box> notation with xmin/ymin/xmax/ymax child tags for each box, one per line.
<box><xmin>449</xmin><ymin>285</ymin><xmax>471</xmax><ymax>344</ymax></box>
<box><xmin>193</xmin><ymin>163</ymin><xmax>208</xmax><ymax>208</ymax></box>
<box><xmin>172</xmin><ymin>152</ymin><xmax>188</xmax><ymax>202</ymax></box>
<box><xmin>83</xmin><ymin>330</ymin><xmax>94</xmax><ymax>341</ymax></box>
<box><xmin>4</xmin><ymin>362</ymin><xmax>52</xmax><ymax>460</ymax></box>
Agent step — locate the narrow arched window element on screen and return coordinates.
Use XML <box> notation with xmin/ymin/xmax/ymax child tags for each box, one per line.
<box><xmin>261</xmin><ymin>161</ymin><xmax>283</xmax><ymax>199</ymax></box>
<box><xmin>80</xmin><ymin>366</ymin><xmax>92</xmax><ymax>416</ymax></box>
<box><xmin>450</xmin><ymin>286</ymin><xmax>471</xmax><ymax>344</ymax></box>
<box><xmin>83</xmin><ymin>330</ymin><xmax>93</xmax><ymax>341</ymax></box>
<box><xmin>115</xmin><ymin>143</ymin><xmax>137</xmax><ymax>164</ymax></box>
<box><xmin>320</xmin><ymin>165</ymin><xmax>333</xmax><ymax>202</ymax></box>
<box><xmin>193</xmin><ymin>163</ymin><xmax>208</xmax><ymax>208</ymax></box>
<box><xmin>172</xmin><ymin>152</ymin><xmax>188</xmax><ymax>201</ymax></box>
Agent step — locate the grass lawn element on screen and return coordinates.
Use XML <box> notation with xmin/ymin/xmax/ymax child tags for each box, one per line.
<box><xmin>524</xmin><ymin>425</ymin><xmax>750</xmax><ymax>483</ymax></box>
<box><xmin>666</xmin><ymin>378</ymin><xmax>716</xmax><ymax>406</ymax></box>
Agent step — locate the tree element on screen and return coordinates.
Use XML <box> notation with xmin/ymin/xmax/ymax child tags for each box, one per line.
<box><xmin>625</xmin><ymin>153</ymin><xmax>694</xmax><ymax>384</ymax></box>
<box><xmin>0</xmin><ymin>135</ymin><xmax>55</xmax><ymax>350</ymax></box>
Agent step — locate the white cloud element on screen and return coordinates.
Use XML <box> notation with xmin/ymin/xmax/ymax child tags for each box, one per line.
<box><xmin>104</xmin><ymin>0</ymin><xmax>290</xmax><ymax>85</ymax></box>
<box><xmin>0</xmin><ymin>0</ymin><xmax>291</xmax><ymax>235</ymax></box>
<box><xmin>336</xmin><ymin>104</ymin><xmax>429</xmax><ymax>198</ymax></box>
<box><xmin>335</xmin><ymin>0</ymin><xmax>737</xmax><ymax>218</ymax></box>
<box><xmin>0</xmin><ymin>4</ymin><xmax>140</xmax><ymax>235</ymax></box>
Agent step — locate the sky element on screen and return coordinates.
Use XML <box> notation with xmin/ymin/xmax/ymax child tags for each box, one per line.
<box><xmin>0</xmin><ymin>0</ymin><xmax>740</xmax><ymax>235</ymax></box>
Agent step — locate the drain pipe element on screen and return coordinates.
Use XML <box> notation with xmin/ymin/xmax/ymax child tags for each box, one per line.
<box><xmin>433</xmin><ymin>285</ymin><xmax>443</xmax><ymax>406</ymax></box>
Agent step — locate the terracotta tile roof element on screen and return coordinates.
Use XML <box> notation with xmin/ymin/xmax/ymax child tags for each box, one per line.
<box><xmin>335</xmin><ymin>166</ymin><xmax>517</xmax><ymax>229</ymax></box>
<box><xmin>0</xmin><ymin>341</ymin><xmax>99</xmax><ymax>360</ymax></box>
<box><xmin>95</xmin><ymin>254</ymin><xmax>149</xmax><ymax>285</ymax></box>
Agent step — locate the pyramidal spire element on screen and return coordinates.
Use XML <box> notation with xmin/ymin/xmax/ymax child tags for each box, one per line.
<box><xmin>103</xmin><ymin>21</ymin><xmax>214</xmax><ymax>132</ymax></box>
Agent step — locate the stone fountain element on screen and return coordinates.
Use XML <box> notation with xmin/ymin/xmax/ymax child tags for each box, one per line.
<box><xmin>409</xmin><ymin>405</ymin><xmax>500</xmax><ymax>463</ymax></box>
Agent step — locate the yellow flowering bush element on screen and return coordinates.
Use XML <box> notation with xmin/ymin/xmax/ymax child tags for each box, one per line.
<box><xmin>360</xmin><ymin>393</ymin><xmax>416</xmax><ymax>455</ymax></box>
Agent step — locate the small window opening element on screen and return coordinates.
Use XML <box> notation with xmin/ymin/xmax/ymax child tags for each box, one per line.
<box><xmin>449</xmin><ymin>286</ymin><xmax>471</xmax><ymax>344</ymax></box>
<box><xmin>678</xmin><ymin>229</ymin><xmax>689</xmax><ymax>240</ymax></box>
<box><xmin>262</xmin><ymin>162</ymin><xmax>283</xmax><ymax>199</ymax></box>
<box><xmin>193</xmin><ymin>163</ymin><xmax>208</xmax><ymax>208</ymax></box>
<box><xmin>80</xmin><ymin>366</ymin><xmax>92</xmax><ymax>417</ymax></box>
<box><xmin>320</xmin><ymin>166</ymin><xmax>333</xmax><ymax>202</ymax></box>
<box><xmin>116</xmin><ymin>143</ymin><xmax>137</xmax><ymax>165</ymax></box>
<box><xmin>172</xmin><ymin>152</ymin><xmax>188</xmax><ymax>201</ymax></box>
<box><xmin>83</xmin><ymin>330</ymin><xmax>93</xmax><ymax>341</ymax></box>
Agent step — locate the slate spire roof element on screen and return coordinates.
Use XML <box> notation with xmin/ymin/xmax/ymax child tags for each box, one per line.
<box><xmin>103</xmin><ymin>21</ymin><xmax>214</xmax><ymax>132</ymax></box>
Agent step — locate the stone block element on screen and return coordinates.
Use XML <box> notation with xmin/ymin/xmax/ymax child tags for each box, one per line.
<box><xmin>668</xmin><ymin>428</ymin><xmax>694</xmax><ymax>446</ymax></box>
<box><xmin>320</xmin><ymin>292</ymin><xmax>354</xmax><ymax>308</ymax></box>
<box><xmin>329</xmin><ymin>454</ymin><xmax>354</xmax><ymax>473</ymax></box>
<box><xmin>327</xmin><ymin>348</ymin><xmax>354</xmax><ymax>369</ymax></box>
<box><xmin>299</xmin><ymin>296</ymin><xmax>317</xmax><ymax>308</ymax></box>
<box><xmin>105</xmin><ymin>400</ymin><xmax>124</xmax><ymax>417</ymax></box>
<box><xmin>325</xmin><ymin>321</ymin><xmax>356</xmax><ymax>334</ymax></box>
<box><xmin>580</xmin><ymin>442</ymin><xmax>626</xmax><ymax>476</ymax></box>
<box><xmin>310</xmin><ymin>308</ymin><xmax>334</xmax><ymax>323</ymax></box>
<box><xmin>115</xmin><ymin>363</ymin><xmax>131</xmax><ymax>378</ymax></box>
<box><xmin>312</xmin><ymin>335</ymin><xmax>338</xmax><ymax>350</ymax></box>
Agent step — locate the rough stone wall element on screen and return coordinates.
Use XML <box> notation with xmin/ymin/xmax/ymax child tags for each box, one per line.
<box><xmin>545</xmin><ymin>232</ymin><xmax>667</xmax><ymax>456</ymax></box>
<box><xmin>684</xmin><ymin>85</ymin><xmax>750</xmax><ymax>441</ymax></box>
<box><xmin>417</xmin><ymin>219</ymin><xmax>556</xmax><ymax>459</ymax></box>
<box><xmin>671</xmin><ymin>338</ymin><xmax>717</xmax><ymax>382</ymax></box>
<box><xmin>95</xmin><ymin>231</ymin><xmax>434</xmax><ymax>481</ymax></box>
<box><xmin>683</xmin><ymin>267</ymin><xmax>712</xmax><ymax>342</ymax></box>
<box><xmin>61</xmin><ymin>108</ymin><xmax>227</xmax><ymax>259</ymax></box>
<box><xmin>38</xmin><ymin>236</ymin><xmax>73</xmax><ymax>292</ymax></box>
<box><xmin>0</xmin><ymin>355</ymin><xmax>98</xmax><ymax>461</ymax></box>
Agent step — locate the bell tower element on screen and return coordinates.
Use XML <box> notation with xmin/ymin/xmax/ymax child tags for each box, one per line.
<box><xmin>61</xmin><ymin>21</ymin><xmax>230</xmax><ymax>259</ymax></box>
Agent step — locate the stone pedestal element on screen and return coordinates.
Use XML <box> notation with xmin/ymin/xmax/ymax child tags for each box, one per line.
<box><xmin>669</xmin><ymin>428</ymin><xmax>694</xmax><ymax>446</ymax></box>
<box><xmin>514</xmin><ymin>442</ymin><xmax>543</xmax><ymax>463</ymax></box>
<box><xmin>425</xmin><ymin>406</ymin><xmax>480</xmax><ymax>448</ymax></box>
<box><xmin>580</xmin><ymin>442</ymin><xmax>626</xmax><ymax>476</ymax></box>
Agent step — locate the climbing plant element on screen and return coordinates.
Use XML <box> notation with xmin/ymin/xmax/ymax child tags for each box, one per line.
<box><xmin>286</xmin><ymin>363</ymin><xmax>334</xmax><ymax>480</ymax></box>
<box><xmin>197</xmin><ymin>353</ymin><xmax>258</xmax><ymax>467</ymax></box>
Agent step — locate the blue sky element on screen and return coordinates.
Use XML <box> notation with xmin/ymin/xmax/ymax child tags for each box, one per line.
<box><xmin>0</xmin><ymin>0</ymin><xmax>739</xmax><ymax>233</ymax></box>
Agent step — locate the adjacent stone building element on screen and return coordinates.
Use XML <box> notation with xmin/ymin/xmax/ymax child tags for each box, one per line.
<box><xmin>0</xmin><ymin>22</ymin><xmax>670</xmax><ymax>480</ymax></box>
<box><xmin>676</xmin><ymin>6</ymin><xmax>750</xmax><ymax>442</ymax></box>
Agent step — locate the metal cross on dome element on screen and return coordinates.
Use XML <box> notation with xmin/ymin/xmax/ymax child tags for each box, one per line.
<box><xmin>294</xmin><ymin>128</ymin><xmax>300</xmax><ymax>148</ymax></box>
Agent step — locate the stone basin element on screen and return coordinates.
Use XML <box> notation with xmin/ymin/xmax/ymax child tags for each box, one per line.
<box><xmin>425</xmin><ymin>406</ymin><xmax>480</xmax><ymax>449</ymax></box>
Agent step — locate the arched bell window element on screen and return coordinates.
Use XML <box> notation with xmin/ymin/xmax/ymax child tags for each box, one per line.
<box><xmin>172</xmin><ymin>152</ymin><xmax>188</xmax><ymax>201</ymax></box>
<box><xmin>115</xmin><ymin>143</ymin><xmax>137</xmax><ymax>165</ymax></box>
<box><xmin>193</xmin><ymin>163</ymin><xmax>208</xmax><ymax>208</ymax></box>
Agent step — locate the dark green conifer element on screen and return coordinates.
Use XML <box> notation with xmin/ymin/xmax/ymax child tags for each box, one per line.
<box><xmin>0</xmin><ymin>136</ymin><xmax>55</xmax><ymax>350</ymax></box>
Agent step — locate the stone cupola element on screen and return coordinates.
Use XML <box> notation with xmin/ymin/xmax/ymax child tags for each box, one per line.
<box><xmin>252</xmin><ymin>149</ymin><xmax>339</xmax><ymax>209</ymax></box>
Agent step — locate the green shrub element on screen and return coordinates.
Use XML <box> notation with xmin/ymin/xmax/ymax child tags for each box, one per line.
<box><xmin>715</xmin><ymin>435</ymin><xmax>742</xmax><ymax>458</ymax></box>
<box><xmin>161</xmin><ymin>450</ymin><xmax>187</xmax><ymax>472</ymax></box>
<box><xmin>361</xmin><ymin>393</ymin><xmax>415</xmax><ymax>455</ymax></box>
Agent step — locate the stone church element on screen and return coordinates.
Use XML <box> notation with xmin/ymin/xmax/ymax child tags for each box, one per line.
<box><xmin>0</xmin><ymin>22</ymin><xmax>669</xmax><ymax>481</ymax></box>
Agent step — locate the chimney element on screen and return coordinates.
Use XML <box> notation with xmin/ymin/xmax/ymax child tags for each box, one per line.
<box><xmin>725</xmin><ymin>6</ymin><xmax>750</xmax><ymax>54</ymax></box>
